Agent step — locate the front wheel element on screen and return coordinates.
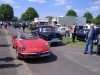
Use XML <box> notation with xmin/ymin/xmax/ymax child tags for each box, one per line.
<box><xmin>12</xmin><ymin>45</ymin><xmax>15</xmax><ymax>49</ymax></box>
<box><xmin>16</xmin><ymin>49</ymin><xmax>21</xmax><ymax>60</ymax></box>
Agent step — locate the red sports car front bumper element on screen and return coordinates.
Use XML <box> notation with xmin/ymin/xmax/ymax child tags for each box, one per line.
<box><xmin>19</xmin><ymin>50</ymin><xmax>52</xmax><ymax>58</ymax></box>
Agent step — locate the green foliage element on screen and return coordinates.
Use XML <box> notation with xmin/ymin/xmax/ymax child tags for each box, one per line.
<box><xmin>21</xmin><ymin>7</ymin><xmax>39</xmax><ymax>21</ymax></box>
<box><xmin>66</xmin><ymin>9</ymin><xmax>78</xmax><ymax>17</ymax></box>
<box><xmin>12</xmin><ymin>16</ymin><xmax>18</xmax><ymax>21</ymax></box>
<box><xmin>0</xmin><ymin>4</ymin><xmax>14</xmax><ymax>21</ymax></box>
<box><xmin>46</xmin><ymin>16</ymin><xmax>54</xmax><ymax>21</ymax></box>
<box><xmin>95</xmin><ymin>14</ymin><xmax>100</xmax><ymax>24</ymax></box>
<box><xmin>83</xmin><ymin>12</ymin><xmax>93</xmax><ymax>23</ymax></box>
<box><xmin>90</xmin><ymin>18</ymin><xmax>97</xmax><ymax>24</ymax></box>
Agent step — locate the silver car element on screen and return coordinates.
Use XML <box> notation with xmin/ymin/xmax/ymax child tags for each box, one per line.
<box><xmin>57</xmin><ymin>27</ymin><xmax>66</xmax><ymax>36</ymax></box>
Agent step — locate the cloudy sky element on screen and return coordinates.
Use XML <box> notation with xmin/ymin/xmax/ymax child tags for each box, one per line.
<box><xmin>0</xmin><ymin>0</ymin><xmax>100</xmax><ymax>18</ymax></box>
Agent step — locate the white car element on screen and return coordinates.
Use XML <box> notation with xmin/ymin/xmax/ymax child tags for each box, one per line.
<box><xmin>57</xmin><ymin>27</ymin><xmax>66</xmax><ymax>36</ymax></box>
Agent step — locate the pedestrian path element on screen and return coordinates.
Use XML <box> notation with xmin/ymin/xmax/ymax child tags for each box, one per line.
<box><xmin>0</xmin><ymin>28</ymin><xmax>21</xmax><ymax>75</ymax></box>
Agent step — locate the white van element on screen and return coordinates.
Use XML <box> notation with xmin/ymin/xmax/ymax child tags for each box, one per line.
<box><xmin>83</xmin><ymin>24</ymin><xmax>97</xmax><ymax>29</ymax></box>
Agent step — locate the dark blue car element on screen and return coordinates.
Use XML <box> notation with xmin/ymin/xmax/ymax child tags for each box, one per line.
<box><xmin>76</xmin><ymin>29</ymin><xmax>89</xmax><ymax>41</ymax></box>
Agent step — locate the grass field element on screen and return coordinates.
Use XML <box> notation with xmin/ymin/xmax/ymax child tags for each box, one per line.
<box><xmin>62</xmin><ymin>36</ymin><xmax>97</xmax><ymax>46</ymax></box>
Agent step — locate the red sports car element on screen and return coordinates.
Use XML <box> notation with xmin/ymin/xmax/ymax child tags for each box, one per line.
<box><xmin>12</xmin><ymin>31</ymin><xmax>51</xmax><ymax>59</ymax></box>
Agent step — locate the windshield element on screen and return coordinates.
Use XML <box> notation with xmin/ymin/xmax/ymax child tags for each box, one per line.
<box><xmin>39</xmin><ymin>27</ymin><xmax>55</xmax><ymax>32</ymax></box>
<box><xmin>18</xmin><ymin>32</ymin><xmax>39</xmax><ymax>39</ymax></box>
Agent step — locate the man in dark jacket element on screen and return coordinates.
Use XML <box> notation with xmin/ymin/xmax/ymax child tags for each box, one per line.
<box><xmin>95</xmin><ymin>25</ymin><xmax>100</xmax><ymax>55</ymax></box>
<box><xmin>84</xmin><ymin>23</ymin><xmax>96</xmax><ymax>55</ymax></box>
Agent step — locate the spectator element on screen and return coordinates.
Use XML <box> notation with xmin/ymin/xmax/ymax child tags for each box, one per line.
<box><xmin>4</xmin><ymin>22</ymin><xmax>7</xmax><ymax>29</ymax></box>
<box><xmin>96</xmin><ymin>30</ymin><xmax>100</xmax><ymax>56</ymax></box>
<box><xmin>72</xmin><ymin>23</ymin><xmax>78</xmax><ymax>42</ymax></box>
<box><xmin>84</xmin><ymin>23</ymin><xmax>96</xmax><ymax>55</ymax></box>
<box><xmin>95</xmin><ymin>25</ymin><xmax>100</xmax><ymax>56</ymax></box>
<box><xmin>65</xmin><ymin>25</ymin><xmax>70</xmax><ymax>44</ymax></box>
<box><xmin>22</xmin><ymin>21</ymin><xmax>26</xmax><ymax>32</ymax></box>
<box><xmin>69</xmin><ymin>26</ymin><xmax>73</xmax><ymax>39</ymax></box>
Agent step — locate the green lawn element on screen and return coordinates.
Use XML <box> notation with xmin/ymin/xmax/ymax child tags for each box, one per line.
<box><xmin>62</xmin><ymin>36</ymin><xmax>97</xmax><ymax>46</ymax></box>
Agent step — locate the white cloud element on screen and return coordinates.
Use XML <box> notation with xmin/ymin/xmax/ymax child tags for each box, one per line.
<box><xmin>94</xmin><ymin>0</ymin><xmax>100</xmax><ymax>4</ymax></box>
<box><xmin>89</xmin><ymin>0</ymin><xmax>100</xmax><ymax>5</ymax></box>
<box><xmin>40</xmin><ymin>14</ymin><xmax>45</xmax><ymax>16</ymax></box>
<box><xmin>74</xmin><ymin>9</ymin><xmax>84</xmax><ymax>13</ymax></box>
<box><xmin>14</xmin><ymin>5</ymin><xmax>21</xmax><ymax>8</ymax></box>
<box><xmin>64</xmin><ymin>5</ymin><xmax>72</xmax><ymax>10</ymax></box>
<box><xmin>28</xmin><ymin>0</ymin><xmax>46</xmax><ymax>3</ymax></box>
<box><xmin>47</xmin><ymin>12</ymin><xmax>57</xmax><ymax>15</ymax></box>
<box><xmin>86</xmin><ymin>5</ymin><xmax>100</xmax><ymax>11</ymax></box>
<box><xmin>54</xmin><ymin>0</ymin><xmax>72</xmax><ymax>6</ymax></box>
<box><xmin>0</xmin><ymin>0</ymin><xmax>14</xmax><ymax>4</ymax></box>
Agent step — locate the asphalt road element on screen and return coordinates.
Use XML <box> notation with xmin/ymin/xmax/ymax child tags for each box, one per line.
<box><xmin>0</xmin><ymin>26</ymin><xmax>100</xmax><ymax>75</ymax></box>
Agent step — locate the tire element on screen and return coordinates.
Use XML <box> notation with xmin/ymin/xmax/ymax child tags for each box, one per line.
<box><xmin>12</xmin><ymin>45</ymin><xmax>15</xmax><ymax>49</ymax></box>
<box><xmin>16</xmin><ymin>49</ymin><xmax>21</xmax><ymax>60</ymax></box>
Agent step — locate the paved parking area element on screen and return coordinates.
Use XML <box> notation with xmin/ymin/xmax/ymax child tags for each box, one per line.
<box><xmin>0</xmin><ymin>27</ymin><xmax>100</xmax><ymax>75</ymax></box>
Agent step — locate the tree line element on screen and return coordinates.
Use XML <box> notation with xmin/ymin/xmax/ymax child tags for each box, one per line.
<box><xmin>0</xmin><ymin>4</ymin><xmax>100</xmax><ymax>24</ymax></box>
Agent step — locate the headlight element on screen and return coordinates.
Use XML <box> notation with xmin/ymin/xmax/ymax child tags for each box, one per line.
<box><xmin>46</xmin><ymin>44</ymin><xmax>50</xmax><ymax>48</ymax></box>
<box><xmin>20</xmin><ymin>46</ymin><xmax>25</xmax><ymax>50</ymax></box>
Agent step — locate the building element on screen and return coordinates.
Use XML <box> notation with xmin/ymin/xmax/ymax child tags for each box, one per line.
<box><xmin>51</xmin><ymin>16</ymin><xmax>86</xmax><ymax>26</ymax></box>
<box><xmin>34</xmin><ymin>18</ymin><xmax>49</xmax><ymax>25</ymax></box>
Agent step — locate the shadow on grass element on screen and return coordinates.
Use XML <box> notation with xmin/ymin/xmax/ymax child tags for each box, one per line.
<box><xmin>23</xmin><ymin>53</ymin><xmax>58</xmax><ymax>64</ymax></box>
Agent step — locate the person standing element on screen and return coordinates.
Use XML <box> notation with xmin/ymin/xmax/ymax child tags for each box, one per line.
<box><xmin>22</xmin><ymin>21</ymin><xmax>26</xmax><ymax>32</ymax></box>
<box><xmin>96</xmin><ymin>30</ymin><xmax>100</xmax><ymax>56</ymax></box>
<box><xmin>69</xmin><ymin>26</ymin><xmax>72</xmax><ymax>39</ymax></box>
<box><xmin>65</xmin><ymin>25</ymin><xmax>70</xmax><ymax>44</ymax></box>
<box><xmin>72</xmin><ymin>23</ymin><xmax>77</xmax><ymax>42</ymax></box>
<box><xmin>4</xmin><ymin>22</ymin><xmax>7</xmax><ymax>29</ymax></box>
<box><xmin>84</xmin><ymin>23</ymin><xmax>96</xmax><ymax>55</ymax></box>
<box><xmin>95</xmin><ymin>25</ymin><xmax>100</xmax><ymax>56</ymax></box>
<box><xmin>30</xmin><ymin>22</ymin><xmax>36</xmax><ymax>31</ymax></box>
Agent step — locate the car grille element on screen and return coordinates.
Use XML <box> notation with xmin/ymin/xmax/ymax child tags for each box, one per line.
<box><xmin>47</xmin><ymin>34</ymin><xmax>62</xmax><ymax>41</ymax></box>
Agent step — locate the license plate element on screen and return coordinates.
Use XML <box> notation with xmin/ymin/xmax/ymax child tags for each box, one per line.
<box><xmin>52</xmin><ymin>38</ymin><xmax>58</xmax><ymax>42</ymax></box>
<box><xmin>40</xmin><ymin>53</ymin><xmax>50</xmax><ymax>57</ymax></box>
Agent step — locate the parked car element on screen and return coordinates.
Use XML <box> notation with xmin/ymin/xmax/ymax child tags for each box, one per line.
<box><xmin>57</xmin><ymin>27</ymin><xmax>66</xmax><ymax>36</ymax></box>
<box><xmin>76</xmin><ymin>29</ymin><xmax>89</xmax><ymax>41</ymax></box>
<box><xmin>12</xmin><ymin>31</ymin><xmax>51</xmax><ymax>59</ymax></box>
<box><xmin>37</xmin><ymin>25</ymin><xmax>62</xmax><ymax>44</ymax></box>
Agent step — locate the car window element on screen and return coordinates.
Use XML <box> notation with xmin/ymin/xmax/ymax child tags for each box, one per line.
<box><xmin>39</xmin><ymin>26</ymin><xmax>55</xmax><ymax>32</ymax></box>
<box><xmin>77</xmin><ymin>29</ymin><xmax>84</xmax><ymax>33</ymax></box>
<box><xmin>18</xmin><ymin>32</ymin><xmax>39</xmax><ymax>39</ymax></box>
<box><xmin>61</xmin><ymin>28</ymin><xmax>66</xmax><ymax>31</ymax></box>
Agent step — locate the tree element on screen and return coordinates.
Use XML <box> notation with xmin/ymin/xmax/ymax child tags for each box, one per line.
<box><xmin>66</xmin><ymin>9</ymin><xmax>78</xmax><ymax>17</ymax></box>
<box><xmin>12</xmin><ymin>16</ymin><xmax>18</xmax><ymax>21</ymax></box>
<box><xmin>83</xmin><ymin>12</ymin><xmax>93</xmax><ymax>23</ymax></box>
<box><xmin>0</xmin><ymin>4</ymin><xmax>14</xmax><ymax>21</ymax></box>
<box><xmin>90</xmin><ymin>18</ymin><xmax>97</xmax><ymax>24</ymax></box>
<box><xmin>21</xmin><ymin>7</ymin><xmax>39</xmax><ymax>21</ymax></box>
<box><xmin>46</xmin><ymin>16</ymin><xmax>54</xmax><ymax>21</ymax></box>
<box><xmin>95</xmin><ymin>14</ymin><xmax>100</xmax><ymax>24</ymax></box>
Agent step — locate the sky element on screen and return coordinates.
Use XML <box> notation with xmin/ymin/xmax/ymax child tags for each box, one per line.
<box><xmin>0</xmin><ymin>0</ymin><xmax>100</xmax><ymax>18</ymax></box>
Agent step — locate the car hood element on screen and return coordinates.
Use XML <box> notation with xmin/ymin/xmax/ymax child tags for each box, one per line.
<box><xmin>20</xmin><ymin>38</ymin><xmax>46</xmax><ymax>48</ymax></box>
